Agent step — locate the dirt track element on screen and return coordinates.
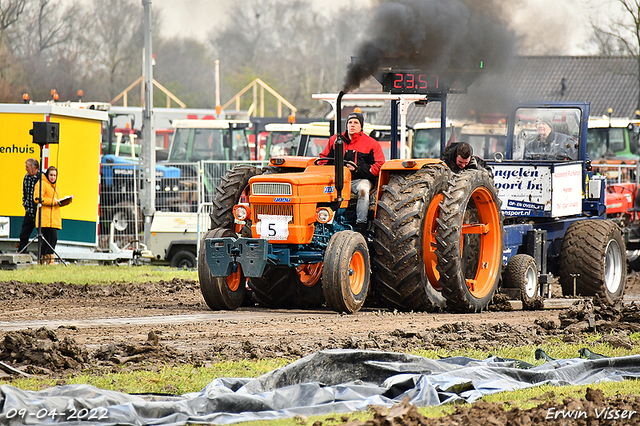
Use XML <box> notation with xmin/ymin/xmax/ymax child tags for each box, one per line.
<box><xmin>1</xmin><ymin>275</ymin><xmax>640</xmax><ymax>374</ymax></box>
<box><xmin>1</xmin><ymin>275</ymin><xmax>640</xmax><ymax>424</ymax></box>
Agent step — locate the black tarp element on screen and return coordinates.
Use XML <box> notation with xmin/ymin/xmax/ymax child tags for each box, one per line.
<box><xmin>2</xmin><ymin>349</ymin><xmax>640</xmax><ymax>425</ymax></box>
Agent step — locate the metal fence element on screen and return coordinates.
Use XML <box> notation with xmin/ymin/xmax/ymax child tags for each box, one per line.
<box><xmin>98</xmin><ymin>160</ymin><xmax>266</xmax><ymax>251</ymax></box>
<box><xmin>590</xmin><ymin>163</ymin><xmax>638</xmax><ymax>185</ymax></box>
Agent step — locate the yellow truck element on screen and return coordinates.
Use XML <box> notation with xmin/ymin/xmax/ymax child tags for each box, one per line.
<box><xmin>0</xmin><ymin>103</ymin><xmax>130</xmax><ymax>261</ymax></box>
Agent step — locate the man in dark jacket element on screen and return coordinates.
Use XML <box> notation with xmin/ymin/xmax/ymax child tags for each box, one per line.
<box><xmin>523</xmin><ymin>114</ymin><xmax>578</xmax><ymax>160</ymax></box>
<box><xmin>320</xmin><ymin>112</ymin><xmax>385</xmax><ymax>229</ymax></box>
<box><xmin>441</xmin><ymin>142</ymin><xmax>484</xmax><ymax>173</ymax></box>
<box><xmin>18</xmin><ymin>158</ymin><xmax>40</xmax><ymax>253</ymax></box>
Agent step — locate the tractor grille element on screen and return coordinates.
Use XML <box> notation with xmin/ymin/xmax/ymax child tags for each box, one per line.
<box><xmin>254</xmin><ymin>204</ymin><xmax>294</xmax><ymax>217</ymax></box>
<box><xmin>252</xmin><ymin>182</ymin><xmax>292</xmax><ymax>195</ymax></box>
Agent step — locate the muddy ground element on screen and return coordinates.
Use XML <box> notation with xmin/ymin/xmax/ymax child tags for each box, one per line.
<box><xmin>1</xmin><ymin>274</ymin><xmax>640</xmax><ymax>424</ymax></box>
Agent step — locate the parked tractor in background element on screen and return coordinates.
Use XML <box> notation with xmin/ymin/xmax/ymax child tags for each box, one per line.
<box><xmin>588</xmin><ymin>116</ymin><xmax>640</xmax><ymax>162</ymax></box>
<box><xmin>411</xmin><ymin>119</ymin><xmax>455</xmax><ymax>158</ymax></box>
<box><xmin>585</xmin><ymin>116</ymin><xmax>640</xmax><ymax>271</ymax></box>
<box><xmin>162</xmin><ymin>119</ymin><xmax>253</xmax><ymax>209</ymax></box>
<box><xmin>261</xmin><ymin>122</ymin><xmax>304</xmax><ymax>159</ymax></box>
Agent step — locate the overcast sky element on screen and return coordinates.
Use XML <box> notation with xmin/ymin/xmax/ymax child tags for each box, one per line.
<box><xmin>148</xmin><ymin>0</ymin><xmax>606</xmax><ymax>55</ymax></box>
<box><xmin>150</xmin><ymin>0</ymin><xmax>370</xmax><ymax>41</ymax></box>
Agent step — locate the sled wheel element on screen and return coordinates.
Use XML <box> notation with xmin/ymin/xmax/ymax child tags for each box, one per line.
<box><xmin>436</xmin><ymin>169</ymin><xmax>504</xmax><ymax>312</ymax></box>
<box><xmin>210</xmin><ymin>165</ymin><xmax>262</xmax><ymax>235</ymax></box>
<box><xmin>322</xmin><ymin>231</ymin><xmax>370</xmax><ymax>313</ymax></box>
<box><xmin>503</xmin><ymin>254</ymin><xmax>540</xmax><ymax>310</ymax></box>
<box><xmin>297</xmin><ymin>263</ymin><xmax>323</xmax><ymax>287</ymax></box>
<box><xmin>559</xmin><ymin>219</ymin><xmax>626</xmax><ymax>302</ymax></box>
<box><xmin>248</xmin><ymin>266</ymin><xmax>324</xmax><ymax>309</ymax></box>
<box><xmin>198</xmin><ymin>228</ymin><xmax>246</xmax><ymax>310</ymax></box>
<box><xmin>371</xmin><ymin>164</ymin><xmax>451</xmax><ymax>311</ymax></box>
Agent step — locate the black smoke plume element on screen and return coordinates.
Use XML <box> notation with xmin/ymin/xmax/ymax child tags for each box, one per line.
<box><xmin>343</xmin><ymin>0</ymin><xmax>517</xmax><ymax>92</ymax></box>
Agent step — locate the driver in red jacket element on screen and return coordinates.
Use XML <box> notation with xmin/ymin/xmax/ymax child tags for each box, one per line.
<box><xmin>320</xmin><ymin>112</ymin><xmax>385</xmax><ymax>231</ymax></box>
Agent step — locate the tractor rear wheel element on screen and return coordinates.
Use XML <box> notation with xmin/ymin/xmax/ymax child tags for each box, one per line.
<box><xmin>322</xmin><ymin>231</ymin><xmax>370</xmax><ymax>313</ymax></box>
<box><xmin>435</xmin><ymin>169</ymin><xmax>504</xmax><ymax>312</ymax></box>
<box><xmin>559</xmin><ymin>219</ymin><xmax>626</xmax><ymax>302</ymax></box>
<box><xmin>198</xmin><ymin>228</ymin><xmax>246</xmax><ymax>310</ymax></box>
<box><xmin>502</xmin><ymin>254</ymin><xmax>540</xmax><ymax>310</ymax></box>
<box><xmin>210</xmin><ymin>165</ymin><xmax>262</xmax><ymax>234</ymax></box>
<box><xmin>371</xmin><ymin>164</ymin><xmax>450</xmax><ymax>311</ymax></box>
<box><xmin>248</xmin><ymin>266</ymin><xmax>324</xmax><ymax>309</ymax></box>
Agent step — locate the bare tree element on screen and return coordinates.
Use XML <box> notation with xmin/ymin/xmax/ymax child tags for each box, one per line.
<box><xmin>154</xmin><ymin>37</ymin><xmax>216</xmax><ymax>108</ymax></box>
<box><xmin>590</xmin><ymin>0</ymin><xmax>640</xmax><ymax>110</ymax></box>
<box><xmin>0</xmin><ymin>0</ymin><xmax>26</xmax><ymax>33</ymax></box>
<box><xmin>0</xmin><ymin>0</ymin><xmax>26</xmax><ymax>101</ymax></box>
<box><xmin>79</xmin><ymin>0</ymin><xmax>159</xmax><ymax>100</ymax></box>
<box><xmin>208</xmin><ymin>0</ymin><xmax>369</xmax><ymax>113</ymax></box>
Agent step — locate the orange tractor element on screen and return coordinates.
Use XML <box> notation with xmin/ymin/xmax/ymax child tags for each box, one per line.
<box><xmin>198</xmin><ymin>88</ymin><xmax>504</xmax><ymax>313</ymax></box>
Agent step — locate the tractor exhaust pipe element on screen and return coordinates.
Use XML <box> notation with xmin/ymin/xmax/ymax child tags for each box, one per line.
<box><xmin>334</xmin><ymin>91</ymin><xmax>345</xmax><ymax>209</ymax></box>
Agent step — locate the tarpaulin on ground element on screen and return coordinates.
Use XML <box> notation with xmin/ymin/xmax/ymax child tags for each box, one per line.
<box><xmin>1</xmin><ymin>349</ymin><xmax>640</xmax><ymax>425</ymax></box>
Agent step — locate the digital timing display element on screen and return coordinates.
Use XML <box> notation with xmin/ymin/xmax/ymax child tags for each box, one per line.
<box><xmin>382</xmin><ymin>71</ymin><xmax>442</xmax><ymax>94</ymax></box>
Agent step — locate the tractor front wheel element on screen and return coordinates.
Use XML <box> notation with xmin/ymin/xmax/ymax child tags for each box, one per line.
<box><xmin>503</xmin><ymin>254</ymin><xmax>540</xmax><ymax>310</ymax></box>
<box><xmin>198</xmin><ymin>228</ymin><xmax>246</xmax><ymax>310</ymax></box>
<box><xmin>322</xmin><ymin>231</ymin><xmax>370</xmax><ymax>313</ymax></box>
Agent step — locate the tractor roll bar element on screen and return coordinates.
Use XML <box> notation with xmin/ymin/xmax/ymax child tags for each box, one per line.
<box><xmin>334</xmin><ymin>91</ymin><xmax>345</xmax><ymax>210</ymax></box>
<box><xmin>311</xmin><ymin>93</ymin><xmax>436</xmax><ymax>160</ymax></box>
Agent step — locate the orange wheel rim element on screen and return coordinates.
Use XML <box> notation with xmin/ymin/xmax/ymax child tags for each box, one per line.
<box><xmin>226</xmin><ymin>265</ymin><xmax>242</xmax><ymax>291</ymax></box>
<box><xmin>423</xmin><ymin>193</ymin><xmax>443</xmax><ymax>290</ymax></box>
<box><xmin>349</xmin><ymin>251</ymin><xmax>365</xmax><ymax>295</ymax></box>
<box><xmin>460</xmin><ymin>187</ymin><xmax>502</xmax><ymax>299</ymax></box>
<box><xmin>297</xmin><ymin>263</ymin><xmax>323</xmax><ymax>287</ymax></box>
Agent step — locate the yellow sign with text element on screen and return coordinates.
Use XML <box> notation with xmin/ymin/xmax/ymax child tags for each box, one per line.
<box><xmin>0</xmin><ymin>105</ymin><xmax>106</xmax><ymax>245</ymax></box>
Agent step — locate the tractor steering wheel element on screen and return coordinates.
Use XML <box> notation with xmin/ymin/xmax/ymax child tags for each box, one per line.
<box><xmin>314</xmin><ymin>157</ymin><xmax>358</xmax><ymax>170</ymax></box>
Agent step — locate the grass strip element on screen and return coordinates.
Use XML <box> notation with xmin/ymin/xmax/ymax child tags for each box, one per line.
<box><xmin>0</xmin><ymin>264</ymin><xmax>198</xmax><ymax>285</ymax></box>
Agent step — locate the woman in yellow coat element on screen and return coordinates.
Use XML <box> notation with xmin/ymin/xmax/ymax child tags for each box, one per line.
<box><xmin>33</xmin><ymin>166</ymin><xmax>73</xmax><ymax>264</ymax></box>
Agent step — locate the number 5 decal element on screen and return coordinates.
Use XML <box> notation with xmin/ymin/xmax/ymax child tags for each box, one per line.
<box><xmin>257</xmin><ymin>215</ymin><xmax>293</xmax><ymax>240</ymax></box>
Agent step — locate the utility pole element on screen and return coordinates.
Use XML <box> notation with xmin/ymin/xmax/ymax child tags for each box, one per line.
<box><xmin>215</xmin><ymin>60</ymin><xmax>221</xmax><ymax>116</ymax></box>
<box><xmin>140</xmin><ymin>0</ymin><xmax>156</xmax><ymax>245</ymax></box>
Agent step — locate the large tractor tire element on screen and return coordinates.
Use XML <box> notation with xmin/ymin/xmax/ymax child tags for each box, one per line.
<box><xmin>248</xmin><ymin>266</ymin><xmax>324</xmax><ymax>309</ymax></box>
<box><xmin>322</xmin><ymin>231</ymin><xmax>370</xmax><ymax>313</ymax></box>
<box><xmin>371</xmin><ymin>164</ymin><xmax>451</xmax><ymax>311</ymax></box>
<box><xmin>210</xmin><ymin>165</ymin><xmax>262</xmax><ymax>234</ymax></box>
<box><xmin>559</xmin><ymin>219</ymin><xmax>626</xmax><ymax>302</ymax></box>
<box><xmin>198</xmin><ymin>228</ymin><xmax>246</xmax><ymax>310</ymax></box>
<box><xmin>435</xmin><ymin>169</ymin><xmax>504</xmax><ymax>312</ymax></box>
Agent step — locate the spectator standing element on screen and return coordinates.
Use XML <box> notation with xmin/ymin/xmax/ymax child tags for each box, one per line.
<box><xmin>18</xmin><ymin>158</ymin><xmax>40</xmax><ymax>253</ymax></box>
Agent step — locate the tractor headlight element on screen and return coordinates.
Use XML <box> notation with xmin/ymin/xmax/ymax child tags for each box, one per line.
<box><xmin>233</xmin><ymin>204</ymin><xmax>251</xmax><ymax>221</ymax></box>
<box><xmin>173</xmin><ymin>186</ymin><xmax>179</xmax><ymax>192</ymax></box>
<box><xmin>316</xmin><ymin>207</ymin><xmax>333</xmax><ymax>224</ymax></box>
